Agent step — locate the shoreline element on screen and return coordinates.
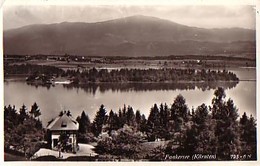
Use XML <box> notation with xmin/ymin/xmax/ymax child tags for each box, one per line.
<box><xmin>4</xmin><ymin>77</ymin><xmax>242</xmax><ymax>84</ymax></box>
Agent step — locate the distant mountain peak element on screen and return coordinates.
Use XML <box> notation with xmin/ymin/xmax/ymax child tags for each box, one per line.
<box><xmin>4</xmin><ymin>15</ymin><xmax>255</xmax><ymax>56</ymax></box>
<box><xmin>103</xmin><ymin>14</ymin><xmax>178</xmax><ymax>24</ymax></box>
<box><xmin>120</xmin><ymin>15</ymin><xmax>173</xmax><ymax>22</ymax></box>
<box><xmin>126</xmin><ymin>14</ymin><xmax>147</xmax><ymax>18</ymax></box>
<box><xmin>124</xmin><ymin>15</ymin><xmax>158</xmax><ymax>19</ymax></box>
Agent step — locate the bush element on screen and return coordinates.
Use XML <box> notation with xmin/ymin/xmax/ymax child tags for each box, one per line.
<box><xmin>96</xmin><ymin>125</ymin><xmax>142</xmax><ymax>159</ymax></box>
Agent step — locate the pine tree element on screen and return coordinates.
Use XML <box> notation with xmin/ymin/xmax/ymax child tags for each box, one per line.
<box><xmin>106</xmin><ymin>110</ymin><xmax>120</xmax><ymax>133</ymax></box>
<box><xmin>92</xmin><ymin>104</ymin><xmax>107</xmax><ymax>137</ymax></box>
<box><xmin>77</xmin><ymin>111</ymin><xmax>91</xmax><ymax>134</ymax></box>
<box><xmin>76</xmin><ymin>111</ymin><xmax>95</xmax><ymax>143</ymax></box>
<box><xmin>135</xmin><ymin>110</ymin><xmax>142</xmax><ymax>131</ymax></box>
<box><xmin>126</xmin><ymin>106</ymin><xmax>136</xmax><ymax>128</ymax></box>
<box><xmin>147</xmin><ymin>104</ymin><xmax>160</xmax><ymax>141</ymax></box>
<box><xmin>4</xmin><ymin>104</ymin><xmax>44</xmax><ymax>156</ymax></box>
<box><xmin>118</xmin><ymin>108</ymin><xmax>124</xmax><ymax>128</ymax></box>
<box><xmin>19</xmin><ymin>104</ymin><xmax>28</xmax><ymax>123</ymax></box>
<box><xmin>122</xmin><ymin>104</ymin><xmax>127</xmax><ymax>125</ymax></box>
<box><xmin>30</xmin><ymin>102</ymin><xmax>41</xmax><ymax>119</ymax></box>
<box><xmin>107</xmin><ymin>110</ymin><xmax>115</xmax><ymax>128</ymax></box>
<box><xmin>158</xmin><ymin>103</ymin><xmax>169</xmax><ymax>140</ymax></box>
<box><xmin>247</xmin><ymin>115</ymin><xmax>257</xmax><ymax>159</ymax></box>
<box><xmin>140</xmin><ymin>114</ymin><xmax>147</xmax><ymax>133</ymax></box>
<box><xmin>239</xmin><ymin>113</ymin><xmax>256</xmax><ymax>159</ymax></box>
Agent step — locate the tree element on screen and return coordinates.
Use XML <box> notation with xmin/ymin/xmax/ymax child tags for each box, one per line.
<box><xmin>122</xmin><ymin>105</ymin><xmax>127</xmax><ymax>125</ymax></box>
<box><xmin>192</xmin><ymin>103</ymin><xmax>208</xmax><ymax>127</ymax></box>
<box><xmin>140</xmin><ymin>114</ymin><xmax>147</xmax><ymax>133</ymax></box>
<box><xmin>77</xmin><ymin>111</ymin><xmax>91</xmax><ymax>134</ymax></box>
<box><xmin>147</xmin><ymin>104</ymin><xmax>160</xmax><ymax>141</ymax></box>
<box><xmin>170</xmin><ymin>94</ymin><xmax>189</xmax><ymax>132</ymax></box>
<box><xmin>211</xmin><ymin>87</ymin><xmax>241</xmax><ymax>160</ymax></box>
<box><xmin>77</xmin><ymin>111</ymin><xmax>95</xmax><ymax>143</ymax></box>
<box><xmin>113</xmin><ymin>125</ymin><xmax>142</xmax><ymax>158</ymax></box>
<box><xmin>106</xmin><ymin>110</ymin><xmax>120</xmax><ymax>133</ymax></box>
<box><xmin>58</xmin><ymin>132</ymin><xmax>71</xmax><ymax>153</ymax></box>
<box><xmin>4</xmin><ymin>104</ymin><xmax>44</xmax><ymax>157</ymax></box>
<box><xmin>135</xmin><ymin>110</ymin><xmax>142</xmax><ymax>131</ymax></box>
<box><xmin>92</xmin><ymin>104</ymin><xmax>107</xmax><ymax>137</ymax></box>
<box><xmin>176</xmin><ymin>123</ymin><xmax>197</xmax><ymax>155</ymax></box>
<box><xmin>30</xmin><ymin>102</ymin><xmax>41</xmax><ymax>119</ymax></box>
<box><xmin>126</xmin><ymin>106</ymin><xmax>136</xmax><ymax>128</ymax></box>
<box><xmin>159</xmin><ymin>103</ymin><xmax>167</xmax><ymax>127</ymax></box>
<box><xmin>5</xmin><ymin>105</ymin><xmax>17</xmax><ymax>125</ymax></box>
<box><xmin>118</xmin><ymin>108</ymin><xmax>124</xmax><ymax>128</ymax></box>
<box><xmin>189</xmin><ymin>104</ymin><xmax>216</xmax><ymax>155</ymax></box>
<box><xmin>246</xmin><ymin>115</ymin><xmax>257</xmax><ymax>159</ymax></box>
<box><xmin>212</xmin><ymin>87</ymin><xmax>225</xmax><ymax>119</ymax></box>
<box><xmin>96</xmin><ymin>125</ymin><xmax>142</xmax><ymax>159</ymax></box>
<box><xmin>159</xmin><ymin>103</ymin><xmax>170</xmax><ymax>139</ymax></box>
<box><xmin>147</xmin><ymin>145</ymin><xmax>166</xmax><ymax>161</ymax></box>
<box><xmin>239</xmin><ymin>113</ymin><xmax>256</xmax><ymax>159</ymax></box>
<box><xmin>19</xmin><ymin>104</ymin><xmax>28</xmax><ymax>123</ymax></box>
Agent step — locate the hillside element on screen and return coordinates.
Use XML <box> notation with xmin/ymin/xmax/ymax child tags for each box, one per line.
<box><xmin>3</xmin><ymin>15</ymin><xmax>256</xmax><ymax>56</ymax></box>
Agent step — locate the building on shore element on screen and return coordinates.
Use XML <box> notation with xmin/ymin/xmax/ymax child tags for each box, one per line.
<box><xmin>46</xmin><ymin>111</ymin><xmax>79</xmax><ymax>153</ymax></box>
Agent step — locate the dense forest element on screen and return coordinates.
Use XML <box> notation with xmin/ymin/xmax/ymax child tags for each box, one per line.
<box><xmin>4</xmin><ymin>88</ymin><xmax>256</xmax><ymax>161</ymax></box>
<box><xmin>5</xmin><ymin>64</ymin><xmax>239</xmax><ymax>84</ymax></box>
<box><xmin>76</xmin><ymin>87</ymin><xmax>256</xmax><ymax>160</ymax></box>
<box><xmin>66</xmin><ymin>67</ymin><xmax>239</xmax><ymax>83</ymax></box>
<box><xmin>4</xmin><ymin>103</ymin><xmax>45</xmax><ymax>158</ymax></box>
<box><xmin>4</xmin><ymin>64</ymin><xmax>63</xmax><ymax>77</ymax></box>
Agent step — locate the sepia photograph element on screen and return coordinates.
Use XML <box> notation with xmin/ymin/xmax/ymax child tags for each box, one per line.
<box><xmin>2</xmin><ymin>0</ymin><xmax>257</xmax><ymax>163</ymax></box>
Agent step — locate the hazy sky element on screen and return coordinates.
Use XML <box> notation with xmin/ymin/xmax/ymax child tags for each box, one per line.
<box><xmin>3</xmin><ymin>5</ymin><xmax>256</xmax><ymax>30</ymax></box>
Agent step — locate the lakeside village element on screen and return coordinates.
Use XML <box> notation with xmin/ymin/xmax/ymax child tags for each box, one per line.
<box><xmin>4</xmin><ymin>87</ymin><xmax>256</xmax><ymax>161</ymax></box>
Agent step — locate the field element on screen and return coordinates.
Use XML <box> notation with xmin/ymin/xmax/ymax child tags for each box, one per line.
<box><xmin>5</xmin><ymin>54</ymin><xmax>256</xmax><ymax>72</ymax></box>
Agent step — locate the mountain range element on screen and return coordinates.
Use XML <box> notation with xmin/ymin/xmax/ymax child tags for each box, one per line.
<box><xmin>3</xmin><ymin>15</ymin><xmax>256</xmax><ymax>57</ymax></box>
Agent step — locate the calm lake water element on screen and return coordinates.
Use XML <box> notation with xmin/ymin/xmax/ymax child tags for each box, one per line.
<box><xmin>4</xmin><ymin>68</ymin><xmax>256</xmax><ymax>127</ymax></box>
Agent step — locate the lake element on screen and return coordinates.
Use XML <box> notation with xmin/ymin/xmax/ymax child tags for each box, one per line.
<box><xmin>4</xmin><ymin>68</ymin><xmax>256</xmax><ymax>127</ymax></box>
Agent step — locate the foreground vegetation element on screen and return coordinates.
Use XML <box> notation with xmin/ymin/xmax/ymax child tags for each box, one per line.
<box><xmin>4</xmin><ymin>87</ymin><xmax>256</xmax><ymax>161</ymax></box>
<box><xmin>87</xmin><ymin>87</ymin><xmax>256</xmax><ymax>160</ymax></box>
<box><xmin>4</xmin><ymin>103</ymin><xmax>45</xmax><ymax>159</ymax></box>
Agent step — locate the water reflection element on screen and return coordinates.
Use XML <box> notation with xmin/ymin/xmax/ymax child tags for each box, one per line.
<box><xmin>26</xmin><ymin>81</ymin><xmax>238</xmax><ymax>95</ymax></box>
<box><xmin>5</xmin><ymin>80</ymin><xmax>254</xmax><ymax>127</ymax></box>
